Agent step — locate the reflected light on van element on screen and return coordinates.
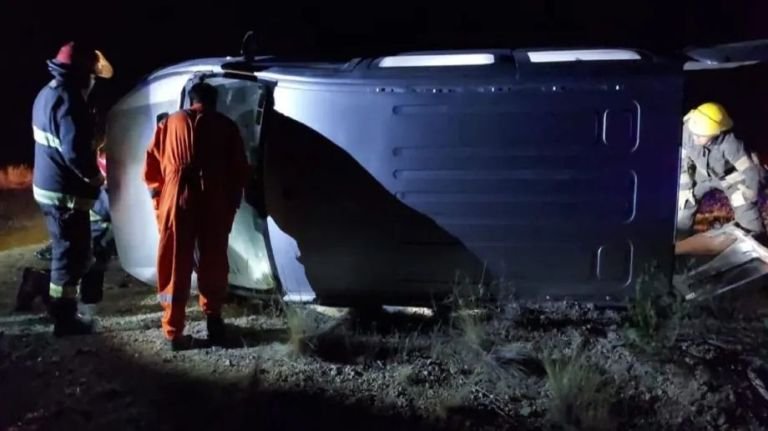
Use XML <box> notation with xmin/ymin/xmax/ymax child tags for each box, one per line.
<box><xmin>528</xmin><ymin>49</ymin><xmax>641</xmax><ymax>63</ymax></box>
<box><xmin>379</xmin><ymin>53</ymin><xmax>495</xmax><ymax>68</ymax></box>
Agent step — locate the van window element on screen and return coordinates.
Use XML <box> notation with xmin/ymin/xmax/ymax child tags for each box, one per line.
<box><xmin>208</xmin><ymin>78</ymin><xmax>267</xmax><ymax>165</ymax></box>
<box><xmin>527</xmin><ymin>49</ymin><xmax>641</xmax><ymax>63</ymax></box>
<box><xmin>379</xmin><ymin>53</ymin><xmax>495</xmax><ymax>68</ymax></box>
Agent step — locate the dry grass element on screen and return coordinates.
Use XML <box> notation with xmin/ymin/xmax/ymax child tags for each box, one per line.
<box><xmin>543</xmin><ymin>345</ymin><xmax>615</xmax><ymax>431</ymax></box>
<box><xmin>623</xmin><ymin>264</ymin><xmax>685</xmax><ymax>353</ymax></box>
<box><xmin>283</xmin><ymin>304</ymin><xmax>317</xmax><ymax>355</ymax></box>
<box><xmin>0</xmin><ymin>187</ymin><xmax>47</xmax><ymax>251</ymax></box>
<box><xmin>0</xmin><ymin>165</ymin><xmax>32</xmax><ymax>190</ymax></box>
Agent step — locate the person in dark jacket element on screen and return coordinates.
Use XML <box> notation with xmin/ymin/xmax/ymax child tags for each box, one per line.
<box><xmin>32</xmin><ymin>41</ymin><xmax>113</xmax><ymax>336</ymax></box>
<box><xmin>34</xmin><ymin>123</ymin><xmax>115</xmax><ymax>264</ymax></box>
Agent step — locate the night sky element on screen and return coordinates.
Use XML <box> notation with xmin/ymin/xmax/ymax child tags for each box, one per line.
<box><xmin>2</xmin><ymin>0</ymin><xmax>767</xmax><ymax>166</ymax></box>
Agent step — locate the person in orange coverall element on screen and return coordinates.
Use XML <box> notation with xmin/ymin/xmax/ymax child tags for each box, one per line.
<box><xmin>143</xmin><ymin>82</ymin><xmax>249</xmax><ymax>351</ymax></box>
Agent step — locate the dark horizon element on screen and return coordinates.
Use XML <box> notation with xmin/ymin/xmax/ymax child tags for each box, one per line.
<box><xmin>2</xmin><ymin>0</ymin><xmax>767</xmax><ymax>165</ymax></box>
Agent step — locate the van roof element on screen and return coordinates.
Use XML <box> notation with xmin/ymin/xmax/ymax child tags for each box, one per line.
<box><xmin>146</xmin><ymin>47</ymin><xmax>675</xmax><ymax>85</ymax></box>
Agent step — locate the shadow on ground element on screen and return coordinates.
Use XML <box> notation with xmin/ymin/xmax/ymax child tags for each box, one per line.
<box><xmin>0</xmin><ymin>330</ymin><xmax>451</xmax><ymax>431</ymax></box>
<box><xmin>0</xmin><ymin>304</ymin><xmax>516</xmax><ymax>431</ymax></box>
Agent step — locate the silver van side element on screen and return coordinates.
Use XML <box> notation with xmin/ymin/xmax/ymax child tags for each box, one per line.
<box><xmin>105</xmin><ymin>44</ymin><xmax>768</xmax><ymax>306</ymax></box>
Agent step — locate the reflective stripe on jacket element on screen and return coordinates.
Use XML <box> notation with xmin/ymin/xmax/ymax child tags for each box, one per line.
<box><xmin>31</xmin><ymin>62</ymin><xmax>102</xmax><ymax>209</ymax></box>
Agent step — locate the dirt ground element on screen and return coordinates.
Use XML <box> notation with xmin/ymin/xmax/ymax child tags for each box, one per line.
<box><xmin>2</xmin><ymin>191</ymin><xmax>768</xmax><ymax>430</ymax></box>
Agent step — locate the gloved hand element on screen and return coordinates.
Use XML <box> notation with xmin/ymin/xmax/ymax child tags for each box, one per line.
<box><xmin>85</xmin><ymin>173</ymin><xmax>106</xmax><ymax>188</ymax></box>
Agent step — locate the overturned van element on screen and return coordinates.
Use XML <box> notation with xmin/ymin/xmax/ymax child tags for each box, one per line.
<box><xmin>104</xmin><ymin>43</ymin><xmax>768</xmax><ymax>306</ymax></box>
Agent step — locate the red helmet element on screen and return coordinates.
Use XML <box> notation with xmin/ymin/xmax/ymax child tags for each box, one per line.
<box><xmin>53</xmin><ymin>42</ymin><xmax>113</xmax><ymax>78</ymax></box>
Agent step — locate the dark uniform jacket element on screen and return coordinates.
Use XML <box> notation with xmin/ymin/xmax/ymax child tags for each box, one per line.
<box><xmin>32</xmin><ymin>61</ymin><xmax>102</xmax><ymax>211</ymax></box>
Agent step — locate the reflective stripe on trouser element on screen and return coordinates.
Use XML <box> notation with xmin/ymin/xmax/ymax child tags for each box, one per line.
<box><xmin>49</xmin><ymin>282</ymin><xmax>79</xmax><ymax>299</ymax></box>
<box><xmin>38</xmin><ymin>204</ymin><xmax>91</xmax><ymax>297</ymax></box>
<box><xmin>156</xmin><ymin>199</ymin><xmax>231</xmax><ymax>340</ymax></box>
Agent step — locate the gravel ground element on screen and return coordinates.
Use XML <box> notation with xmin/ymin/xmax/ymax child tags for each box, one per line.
<box><xmin>2</xmin><ymin>189</ymin><xmax>768</xmax><ymax>430</ymax></box>
<box><xmin>2</xmin><ymin>243</ymin><xmax>768</xmax><ymax>431</ymax></box>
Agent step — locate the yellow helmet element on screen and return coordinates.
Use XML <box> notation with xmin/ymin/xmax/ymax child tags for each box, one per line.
<box><xmin>684</xmin><ymin>102</ymin><xmax>733</xmax><ymax>137</ymax></box>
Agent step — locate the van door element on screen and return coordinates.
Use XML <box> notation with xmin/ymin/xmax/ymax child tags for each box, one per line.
<box><xmin>106</xmin><ymin>72</ymin><xmax>196</xmax><ymax>284</ymax></box>
<box><xmin>181</xmin><ymin>74</ymin><xmax>276</xmax><ymax>293</ymax></box>
<box><xmin>107</xmin><ymin>70</ymin><xmax>277</xmax><ymax>293</ymax></box>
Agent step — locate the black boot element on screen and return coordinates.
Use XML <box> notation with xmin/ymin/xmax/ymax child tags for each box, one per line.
<box><xmin>80</xmin><ymin>269</ymin><xmax>104</xmax><ymax>305</ymax></box>
<box><xmin>15</xmin><ymin>267</ymin><xmax>51</xmax><ymax>311</ymax></box>
<box><xmin>49</xmin><ymin>298</ymin><xmax>94</xmax><ymax>337</ymax></box>
<box><xmin>207</xmin><ymin>316</ymin><xmax>227</xmax><ymax>347</ymax></box>
<box><xmin>166</xmin><ymin>335</ymin><xmax>194</xmax><ymax>352</ymax></box>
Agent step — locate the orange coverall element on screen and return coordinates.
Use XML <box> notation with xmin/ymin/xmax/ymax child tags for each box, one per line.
<box><xmin>143</xmin><ymin>106</ymin><xmax>249</xmax><ymax>339</ymax></box>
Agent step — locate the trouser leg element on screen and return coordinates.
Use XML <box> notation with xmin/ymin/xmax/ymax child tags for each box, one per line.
<box><xmin>80</xmin><ymin>189</ymin><xmax>113</xmax><ymax>304</ymax></box>
<box><xmin>89</xmin><ymin>188</ymin><xmax>113</xmax><ymax>256</ymax></box>
<box><xmin>39</xmin><ymin>204</ymin><xmax>90</xmax><ymax>303</ymax></box>
<box><xmin>81</xmin><ymin>219</ymin><xmax>110</xmax><ymax>305</ymax></box>
<box><xmin>731</xmin><ymin>197</ymin><xmax>765</xmax><ymax>234</ymax></box>
<box><xmin>157</xmin><ymin>208</ymin><xmax>196</xmax><ymax>340</ymax></box>
<box><xmin>39</xmin><ymin>204</ymin><xmax>94</xmax><ymax>336</ymax></box>
<box><xmin>195</xmin><ymin>219</ymin><xmax>231</xmax><ymax>317</ymax></box>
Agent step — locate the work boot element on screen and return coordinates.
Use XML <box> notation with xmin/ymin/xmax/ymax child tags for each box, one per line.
<box><xmin>80</xmin><ymin>269</ymin><xmax>104</xmax><ymax>305</ymax></box>
<box><xmin>166</xmin><ymin>335</ymin><xmax>194</xmax><ymax>352</ymax></box>
<box><xmin>15</xmin><ymin>267</ymin><xmax>51</xmax><ymax>311</ymax></box>
<box><xmin>206</xmin><ymin>316</ymin><xmax>227</xmax><ymax>347</ymax></box>
<box><xmin>49</xmin><ymin>299</ymin><xmax>94</xmax><ymax>337</ymax></box>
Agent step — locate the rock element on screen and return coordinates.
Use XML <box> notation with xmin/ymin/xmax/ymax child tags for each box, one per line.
<box><xmin>75</xmin><ymin>347</ymin><xmax>95</xmax><ymax>356</ymax></box>
<box><xmin>520</xmin><ymin>405</ymin><xmax>532</xmax><ymax>417</ymax></box>
<box><xmin>717</xmin><ymin>412</ymin><xmax>727</xmax><ymax>426</ymax></box>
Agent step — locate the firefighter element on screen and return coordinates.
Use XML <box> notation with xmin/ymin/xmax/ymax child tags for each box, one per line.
<box><xmin>143</xmin><ymin>82</ymin><xmax>249</xmax><ymax>351</ymax></box>
<box><xmin>35</xmin><ymin>144</ymin><xmax>114</xmax><ymax>264</ymax></box>
<box><xmin>31</xmin><ymin>41</ymin><xmax>113</xmax><ymax>336</ymax></box>
<box><xmin>677</xmin><ymin>102</ymin><xmax>765</xmax><ymax>238</ymax></box>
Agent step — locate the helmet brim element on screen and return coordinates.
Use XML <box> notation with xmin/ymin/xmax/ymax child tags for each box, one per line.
<box><xmin>94</xmin><ymin>50</ymin><xmax>113</xmax><ymax>79</ymax></box>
